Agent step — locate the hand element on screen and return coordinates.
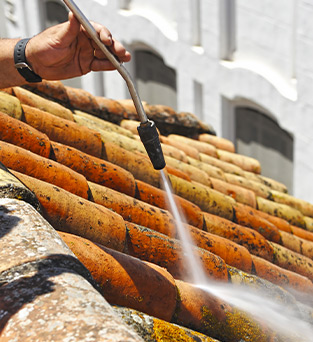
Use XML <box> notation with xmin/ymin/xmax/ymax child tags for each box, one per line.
<box><xmin>25</xmin><ymin>12</ymin><xmax>131</xmax><ymax>80</ymax></box>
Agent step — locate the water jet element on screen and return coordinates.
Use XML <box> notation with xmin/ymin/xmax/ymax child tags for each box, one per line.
<box><xmin>160</xmin><ymin>171</ymin><xmax>313</xmax><ymax>342</ymax></box>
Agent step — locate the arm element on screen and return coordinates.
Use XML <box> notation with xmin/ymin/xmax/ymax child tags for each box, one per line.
<box><xmin>0</xmin><ymin>12</ymin><xmax>131</xmax><ymax>89</ymax></box>
<box><xmin>0</xmin><ymin>38</ymin><xmax>26</xmax><ymax>88</ymax></box>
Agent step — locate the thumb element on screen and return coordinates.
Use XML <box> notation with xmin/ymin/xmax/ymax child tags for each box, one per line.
<box><xmin>54</xmin><ymin>11</ymin><xmax>80</xmax><ymax>46</ymax></box>
<box><xmin>68</xmin><ymin>11</ymin><xmax>80</xmax><ymax>30</ymax></box>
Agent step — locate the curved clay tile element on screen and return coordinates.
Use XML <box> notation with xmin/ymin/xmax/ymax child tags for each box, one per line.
<box><xmin>187</xmin><ymin>156</ymin><xmax>226</xmax><ymax>181</ymax></box>
<box><xmin>59</xmin><ymin>231</ymin><xmax>178</xmax><ymax>322</ymax></box>
<box><xmin>0</xmin><ymin>111</ymin><xmax>51</xmax><ymax>158</ymax></box>
<box><xmin>0</xmin><ymin>141</ymin><xmax>90</xmax><ymax>199</ymax></box>
<box><xmin>203</xmin><ymin>212</ymin><xmax>275</xmax><ymax>262</ymax></box>
<box><xmin>257</xmin><ymin>196</ymin><xmax>306</xmax><ymax>228</ymax></box>
<box><xmin>13</xmin><ymin>86</ymin><xmax>74</xmax><ymax>121</ymax></box>
<box><xmin>0</xmin><ymin>90</ymin><xmax>23</xmax><ymax>119</ymax></box>
<box><xmin>24</xmin><ymin>80</ymin><xmax>70</xmax><ymax>105</ymax></box>
<box><xmin>0</xmin><ymin>162</ymin><xmax>41</xmax><ymax>210</ymax></box>
<box><xmin>2</xmin><ymin>81</ymin><xmax>313</xmax><ymax>341</ymax></box>
<box><xmin>64</xmin><ymin>85</ymin><xmax>101</xmax><ymax>115</ymax></box>
<box><xmin>50</xmin><ymin>141</ymin><xmax>137</xmax><ymax>197</ymax></box>
<box><xmin>96</xmin><ymin>96</ymin><xmax>129</xmax><ymax>123</ymax></box>
<box><xmin>74</xmin><ymin>109</ymin><xmax>135</xmax><ymax>138</ymax></box>
<box><xmin>165</xmin><ymin>156</ymin><xmax>213</xmax><ymax>187</ymax></box>
<box><xmin>88</xmin><ymin>180</ymin><xmax>177</xmax><ymax>238</ymax></box>
<box><xmin>22</xmin><ymin>104</ymin><xmax>103</xmax><ymax>158</ymax></box>
<box><xmin>210</xmin><ymin>177</ymin><xmax>257</xmax><ymax>208</ymax></box>
<box><xmin>125</xmin><ymin>221</ymin><xmax>229</xmax><ymax>283</ymax></box>
<box><xmin>114</xmin><ymin>306</ymin><xmax>221</xmax><ymax>342</ymax></box>
<box><xmin>168</xmin><ymin>134</ymin><xmax>218</xmax><ymax>158</ymax></box>
<box><xmin>134</xmin><ymin>179</ymin><xmax>204</xmax><ymax>228</ymax></box>
<box><xmin>217</xmin><ymin>149</ymin><xmax>261</xmax><ymax>174</ymax></box>
<box><xmin>161</xmin><ymin>134</ymin><xmax>200</xmax><ymax>160</ymax></box>
<box><xmin>0</xmin><ymin>197</ymin><xmax>142</xmax><ymax>342</ymax></box>
<box><xmin>11</xmin><ymin>171</ymin><xmax>126</xmax><ymax>252</ymax></box>
<box><xmin>198</xmin><ymin>133</ymin><xmax>236</xmax><ymax>153</ymax></box>
<box><xmin>225</xmin><ymin>173</ymin><xmax>273</xmax><ymax>198</ymax></box>
<box><xmin>271</xmin><ymin>189</ymin><xmax>313</xmax><ymax>218</ymax></box>
<box><xmin>170</xmin><ymin>175</ymin><xmax>235</xmax><ymax>221</ymax></box>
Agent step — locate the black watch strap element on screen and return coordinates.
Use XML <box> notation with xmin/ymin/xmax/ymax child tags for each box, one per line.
<box><xmin>14</xmin><ymin>38</ymin><xmax>42</xmax><ymax>83</ymax></box>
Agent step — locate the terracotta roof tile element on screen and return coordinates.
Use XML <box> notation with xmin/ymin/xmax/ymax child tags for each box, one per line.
<box><xmin>0</xmin><ymin>198</ymin><xmax>142</xmax><ymax>342</ymax></box>
<box><xmin>1</xmin><ymin>82</ymin><xmax>313</xmax><ymax>341</ymax></box>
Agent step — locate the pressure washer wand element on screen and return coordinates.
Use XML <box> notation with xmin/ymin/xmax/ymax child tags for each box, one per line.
<box><xmin>62</xmin><ymin>0</ymin><xmax>166</xmax><ymax>170</ymax></box>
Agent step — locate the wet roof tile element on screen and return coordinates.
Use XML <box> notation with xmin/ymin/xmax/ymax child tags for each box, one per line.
<box><xmin>1</xmin><ymin>82</ymin><xmax>313</xmax><ymax>341</ymax></box>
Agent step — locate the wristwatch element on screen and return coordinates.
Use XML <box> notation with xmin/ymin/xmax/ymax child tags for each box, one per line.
<box><xmin>14</xmin><ymin>38</ymin><xmax>42</xmax><ymax>83</ymax></box>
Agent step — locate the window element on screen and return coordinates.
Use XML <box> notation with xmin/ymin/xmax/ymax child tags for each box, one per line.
<box><xmin>219</xmin><ymin>0</ymin><xmax>236</xmax><ymax>60</ymax></box>
<box><xmin>135</xmin><ymin>50</ymin><xmax>177</xmax><ymax>109</ymax></box>
<box><xmin>42</xmin><ymin>0</ymin><xmax>68</xmax><ymax>29</ymax></box>
<box><xmin>190</xmin><ymin>0</ymin><xmax>201</xmax><ymax>46</ymax></box>
<box><xmin>235</xmin><ymin>107</ymin><xmax>294</xmax><ymax>192</ymax></box>
<box><xmin>119</xmin><ymin>0</ymin><xmax>131</xmax><ymax>9</ymax></box>
<box><xmin>194</xmin><ymin>80</ymin><xmax>204</xmax><ymax>120</ymax></box>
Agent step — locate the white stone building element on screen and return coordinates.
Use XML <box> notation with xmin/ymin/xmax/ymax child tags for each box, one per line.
<box><xmin>1</xmin><ymin>0</ymin><xmax>313</xmax><ymax>203</ymax></box>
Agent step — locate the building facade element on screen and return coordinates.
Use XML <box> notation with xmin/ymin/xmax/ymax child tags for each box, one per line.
<box><xmin>1</xmin><ymin>0</ymin><xmax>313</xmax><ymax>202</ymax></box>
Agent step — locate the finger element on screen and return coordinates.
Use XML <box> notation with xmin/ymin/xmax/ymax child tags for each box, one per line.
<box><xmin>53</xmin><ymin>12</ymin><xmax>81</xmax><ymax>46</ymax></box>
<box><xmin>97</xmin><ymin>25</ymin><xmax>113</xmax><ymax>46</ymax></box>
<box><xmin>111</xmin><ymin>40</ymin><xmax>131</xmax><ymax>62</ymax></box>
<box><xmin>93</xmin><ymin>40</ymin><xmax>131</xmax><ymax>62</ymax></box>
<box><xmin>91</xmin><ymin>44</ymin><xmax>117</xmax><ymax>63</ymax></box>
<box><xmin>117</xmin><ymin>50</ymin><xmax>131</xmax><ymax>62</ymax></box>
<box><xmin>109</xmin><ymin>39</ymin><xmax>126</xmax><ymax>56</ymax></box>
<box><xmin>93</xmin><ymin>48</ymin><xmax>131</xmax><ymax>64</ymax></box>
<box><xmin>93</xmin><ymin>48</ymin><xmax>104</xmax><ymax>60</ymax></box>
<box><xmin>90</xmin><ymin>59</ymin><xmax>117</xmax><ymax>72</ymax></box>
<box><xmin>81</xmin><ymin>21</ymin><xmax>113</xmax><ymax>46</ymax></box>
<box><xmin>79</xmin><ymin>20</ymin><xmax>131</xmax><ymax>62</ymax></box>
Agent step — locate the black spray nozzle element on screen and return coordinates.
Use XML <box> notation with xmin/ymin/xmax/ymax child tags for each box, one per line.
<box><xmin>137</xmin><ymin>120</ymin><xmax>166</xmax><ymax>170</ymax></box>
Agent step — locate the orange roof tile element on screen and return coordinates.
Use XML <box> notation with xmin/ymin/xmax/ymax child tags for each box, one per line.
<box><xmin>1</xmin><ymin>82</ymin><xmax>313</xmax><ymax>341</ymax></box>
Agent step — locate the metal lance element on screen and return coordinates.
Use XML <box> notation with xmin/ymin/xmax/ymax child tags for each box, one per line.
<box><xmin>63</xmin><ymin>0</ymin><xmax>166</xmax><ymax>170</ymax></box>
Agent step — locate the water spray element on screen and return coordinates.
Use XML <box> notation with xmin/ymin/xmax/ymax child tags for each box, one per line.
<box><xmin>62</xmin><ymin>0</ymin><xmax>166</xmax><ymax>170</ymax></box>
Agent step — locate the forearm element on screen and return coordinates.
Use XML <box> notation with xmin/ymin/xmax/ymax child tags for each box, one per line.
<box><xmin>0</xmin><ymin>39</ymin><xmax>29</xmax><ymax>89</ymax></box>
<box><xmin>0</xmin><ymin>18</ymin><xmax>131</xmax><ymax>88</ymax></box>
